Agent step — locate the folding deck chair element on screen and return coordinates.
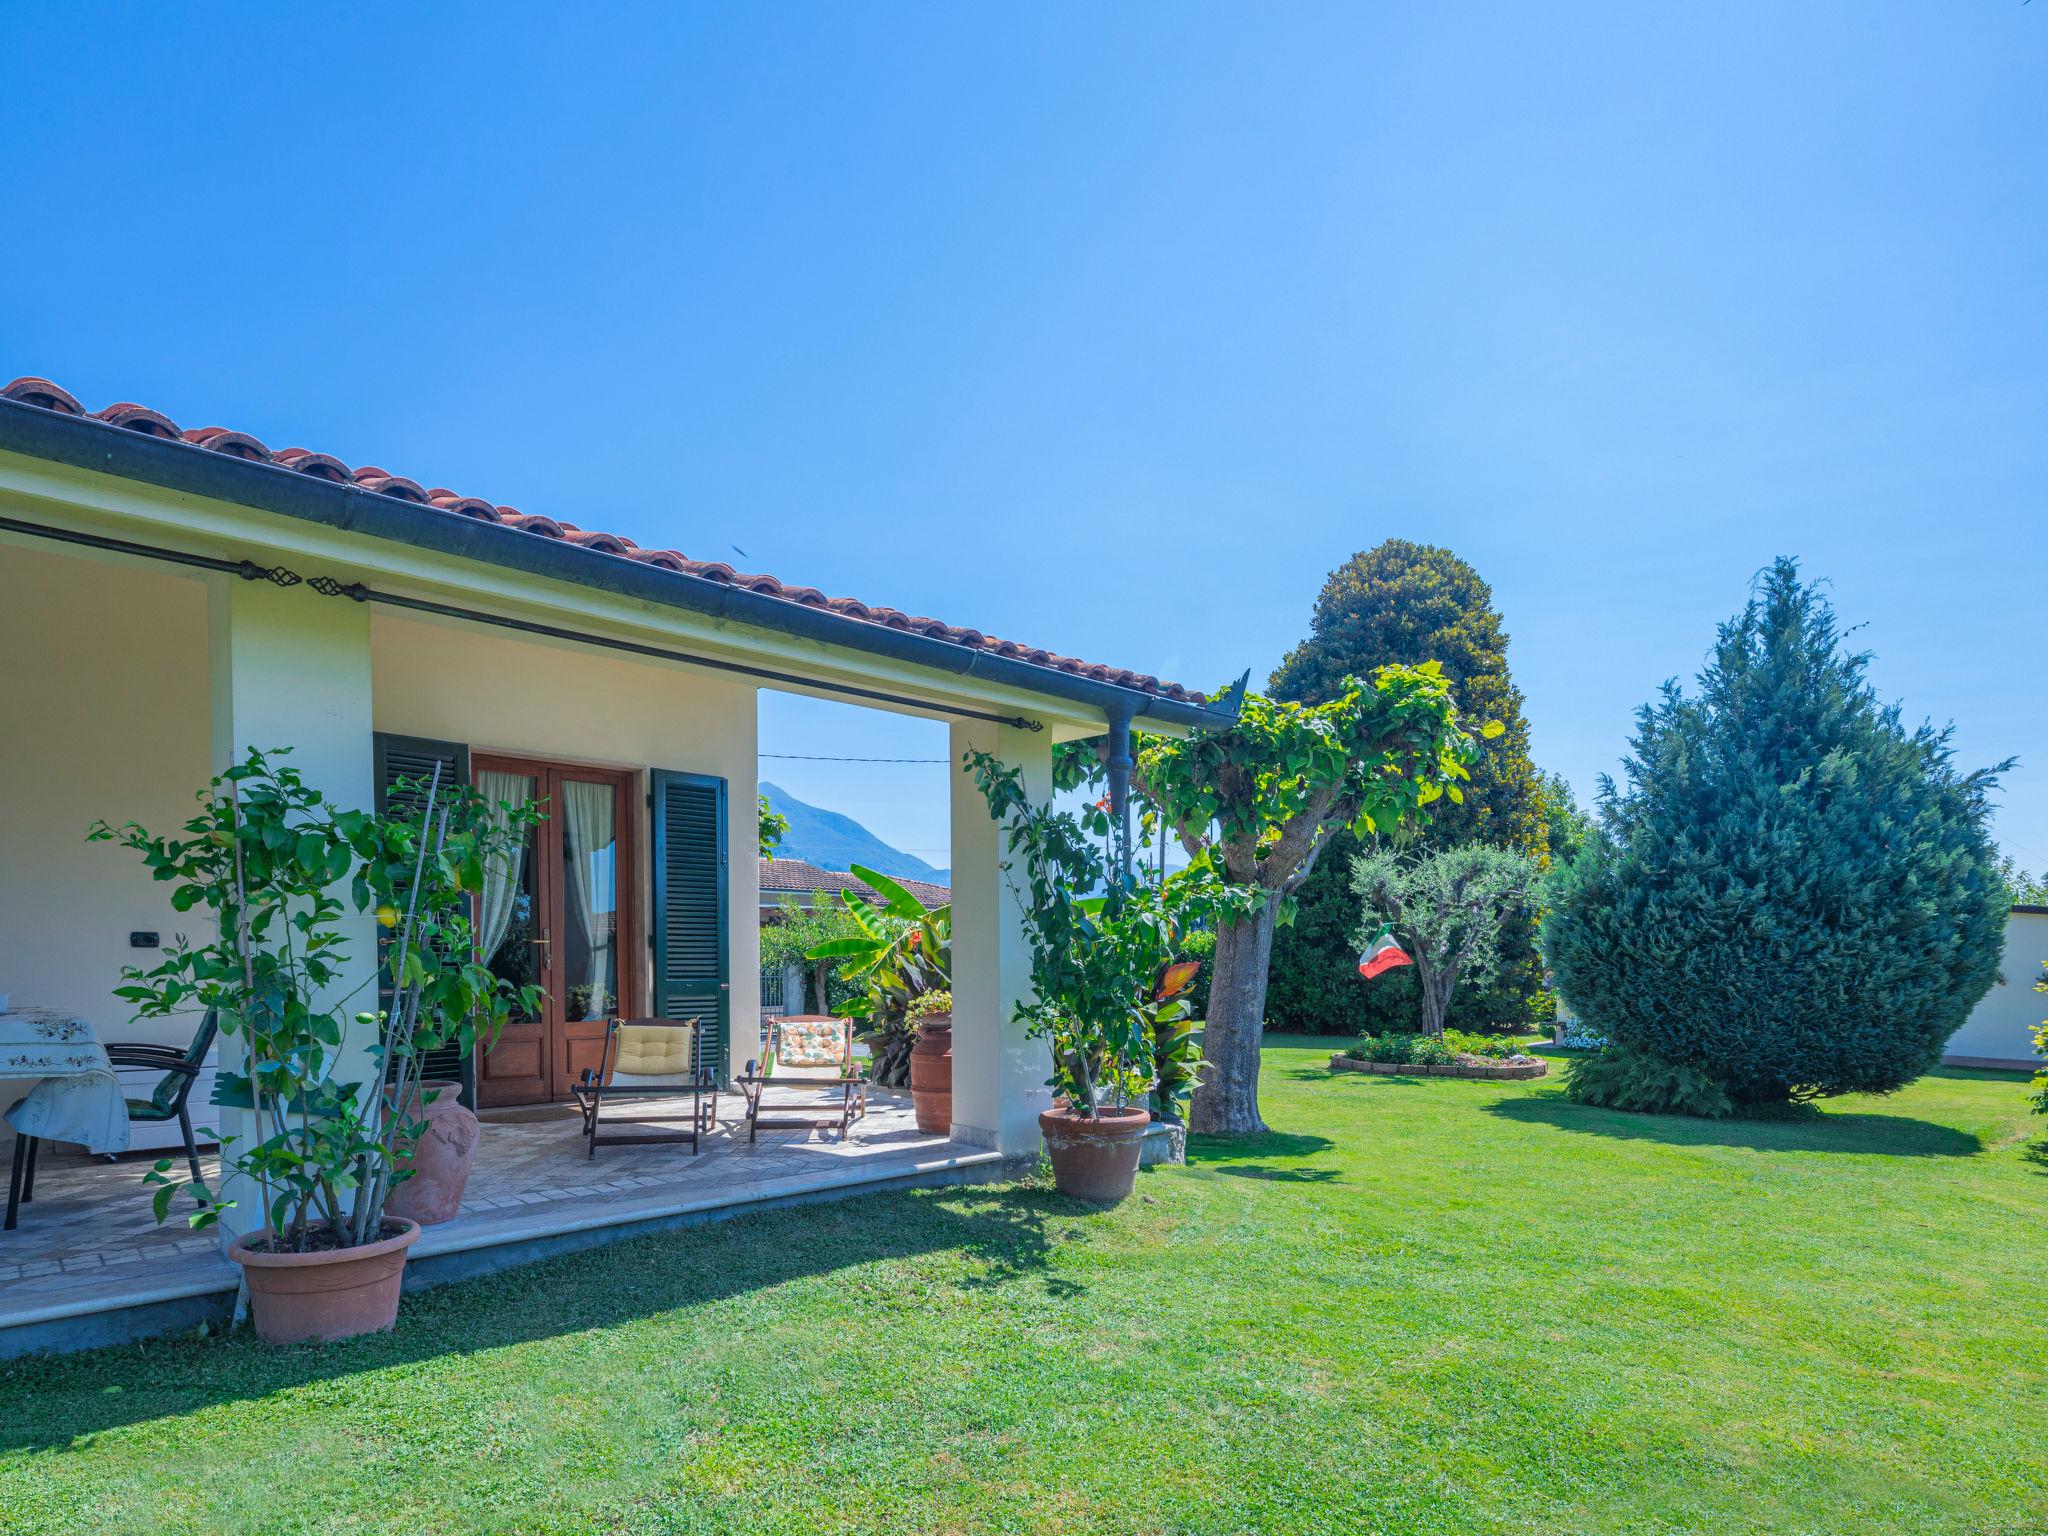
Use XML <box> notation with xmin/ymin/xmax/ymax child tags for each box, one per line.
<box><xmin>736</xmin><ymin>1015</ymin><xmax>867</xmax><ymax>1143</ymax></box>
<box><xmin>571</xmin><ymin>1017</ymin><xmax>717</xmax><ymax>1158</ymax></box>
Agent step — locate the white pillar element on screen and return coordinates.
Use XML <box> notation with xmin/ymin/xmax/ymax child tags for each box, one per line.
<box><xmin>208</xmin><ymin>575</ymin><xmax>377</xmax><ymax>1240</ymax></box>
<box><xmin>947</xmin><ymin>719</ymin><xmax>1053</xmax><ymax>1155</ymax></box>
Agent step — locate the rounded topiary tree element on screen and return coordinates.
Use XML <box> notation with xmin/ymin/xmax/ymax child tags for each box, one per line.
<box><xmin>1268</xmin><ymin>541</ymin><xmax>1550</xmax><ymax>1035</ymax></box>
<box><xmin>1547</xmin><ymin>558</ymin><xmax>2008</xmax><ymax>1105</ymax></box>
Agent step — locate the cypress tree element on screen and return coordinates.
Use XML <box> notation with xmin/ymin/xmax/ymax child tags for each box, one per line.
<box><xmin>1267</xmin><ymin>541</ymin><xmax>1547</xmax><ymax>1033</ymax></box>
<box><xmin>1547</xmin><ymin>558</ymin><xmax>2008</xmax><ymax>1104</ymax></box>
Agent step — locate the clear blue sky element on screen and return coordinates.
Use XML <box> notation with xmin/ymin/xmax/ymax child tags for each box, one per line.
<box><xmin>6</xmin><ymin>4</ymin><xmax>2044</xmax><ymax>873</ymax></box>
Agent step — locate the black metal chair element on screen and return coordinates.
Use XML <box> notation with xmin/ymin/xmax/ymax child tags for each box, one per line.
<box><xmin>6</xmin><ymin>1010</ymin><xmax>218</xmax><ymax>1232</ymax></box>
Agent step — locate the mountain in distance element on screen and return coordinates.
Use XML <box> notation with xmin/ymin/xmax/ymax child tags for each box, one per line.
<box><xmin>760</xmin><ymin>781</ymin><xmax>948</xmax><ymax>885</ymax></box>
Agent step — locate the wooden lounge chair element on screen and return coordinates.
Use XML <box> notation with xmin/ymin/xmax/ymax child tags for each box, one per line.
<box><xmin>737</xmin><ymin>1015</ymin><xmax>867</xmax><ymax>1143</ymax></box>
<box><xmin>571</xmin><ymin>1017</ymin><xmax>716</xmax><ymax>1158</ymax></box>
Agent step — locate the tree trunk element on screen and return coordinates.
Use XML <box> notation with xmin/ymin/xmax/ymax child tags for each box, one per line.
<box><xmin>1417</xmin><ymin>947</ymin><xmax>1463</xmax><ymax>1038</ymax></box>
<box><xmin>812</xmin><ymin>962</ymin><xmax>832</xmax><ymax>1015</ymax></box>
<box><xmin>1419</xmin><ymin>978</ymin><xmax>1448</xmax><ymax>1039</ymax></box>
<box><xmin>1191</xmin><ymin>896</ymin><xmax>1280</xmax><ymax>1135</ymax></box>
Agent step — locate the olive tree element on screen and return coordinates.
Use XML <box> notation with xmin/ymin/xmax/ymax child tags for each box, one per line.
<box><xmin>1352</xmin><ymin>844</ymin><xmax>1540</xmax><ymax>1039</ymax></box>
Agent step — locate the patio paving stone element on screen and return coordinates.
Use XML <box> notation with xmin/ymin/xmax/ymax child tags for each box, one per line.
<box><xmin>1</xmin><ymin>1088</ymin><xmax>994</xmax><ymax>1345</ymax></box>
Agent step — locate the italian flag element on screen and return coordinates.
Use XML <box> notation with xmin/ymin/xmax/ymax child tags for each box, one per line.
<box><xmin>1357</xmin><ymin>929</ymin><xmax>1412</xmax><ymax>980</ymax></box>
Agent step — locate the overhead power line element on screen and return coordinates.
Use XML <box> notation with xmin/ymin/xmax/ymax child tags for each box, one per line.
<box><xmin>759</xmin><ymin>753</ymin><xmax>949</xmax><ymax>763</ymax></box>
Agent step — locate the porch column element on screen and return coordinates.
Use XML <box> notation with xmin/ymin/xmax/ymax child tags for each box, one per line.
<box><xmin>208</xmin><ymin>575</ymin><xmax>377</xmax><ymax>1241</ymax></box>
<box><xmin>947</xmin><ymin>719</ymin><xmax>1053</xmax><ymax>1156</ymax></box>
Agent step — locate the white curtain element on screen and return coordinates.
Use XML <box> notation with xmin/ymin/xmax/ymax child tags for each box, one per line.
<box><xmin>474</xmin><ymin>770</ymin><xmax>532</xmax><ymax>967</ymax></box>
<box><xmin>562</xmin><ymin>779</ymin><xmax>615</xmax><ymax>1015</ymax></box>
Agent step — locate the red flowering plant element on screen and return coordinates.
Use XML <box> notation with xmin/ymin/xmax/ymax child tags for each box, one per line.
<box><xmin>1143</xmin><ymin>956</ymin><xmax>1206</xmax><ymax>1123</ymax></box>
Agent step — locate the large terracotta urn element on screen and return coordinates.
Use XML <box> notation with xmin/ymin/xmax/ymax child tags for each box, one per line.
<box><xmin>1038</xmin><ymin>1106</ymin><xmax>1149</xmax><ymax>1203</ymax></box>
<box><xmin>229</xmin><ymin>1218</ymin><xmax>420</xmax><ymax>1344</ymax></box>
<box><xmin>383</xmin><ymin>1079</ymin><xmax>481</xmax><ymax>1226</ymax></box>
<box><xmin>909</xmin><ymin>1013</ymin><xmax>953</xmax><ymax>1135</ymax></box>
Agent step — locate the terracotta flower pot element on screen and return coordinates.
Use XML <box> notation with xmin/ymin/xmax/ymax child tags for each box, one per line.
<box><xmin>229</xmin><ymin>1218</ymin><xmax>420</xmax><ymax>1345</ymax></box>
<box><xmin>1038</xmin><ymin>1106</ymin><xmax>1150</xmax><ymax>1203</ymax></box>
<box><xmin>909</xmin><ymin>1016</ymin><xmax>953</xmax><ymax>1135</ymax></box>
<box><xmin>383</xmin><ymin>1079</ymin><xmax>481</xmax><ymax>1226</ymax></box>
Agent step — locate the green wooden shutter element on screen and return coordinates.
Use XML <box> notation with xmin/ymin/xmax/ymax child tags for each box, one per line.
<box><xmin>651</xmin><ymin>770</ymin><xmax>730</xmax><ymax>1082</ymax></box>
<box><xmin>373</xmin><ymin>733</ymin><xmax>475</xmax><ymax>1104</ymax></box>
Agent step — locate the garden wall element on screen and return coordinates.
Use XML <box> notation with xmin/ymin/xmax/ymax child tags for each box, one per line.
<box><xmin>1943</xmin><ymin>908</ymin><xmax>2048</xmax><ymax>1069</ymax></box>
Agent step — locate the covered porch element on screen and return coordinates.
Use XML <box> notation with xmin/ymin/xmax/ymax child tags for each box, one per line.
<box><xmin>0</xmin><ymin>534</ymin><xmax>1054</xmax><ymax>1354</ymax></box>
<box><xmin>0</xmin><ymin>1088</ymin><xmax>1014</xmax><ymax>1360</ymax></box>
<box><xmin>0</xmin><ymin>528</ymin><xmax>1066</xmax><ymax>1126</ymax></box>
<box><xmin>0</xmin><ymin>377</ymin><xmax>1217</xmax><ymax>1357</ymax></box>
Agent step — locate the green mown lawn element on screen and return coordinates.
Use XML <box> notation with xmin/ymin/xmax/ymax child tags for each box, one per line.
<box><xmin>4</xmin><ymin>1039</ymin><xmax>2045</xmax><ymax>1535</ymax></box>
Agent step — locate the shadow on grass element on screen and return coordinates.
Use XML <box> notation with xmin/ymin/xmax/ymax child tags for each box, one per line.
<box><xmin>1281</xmin><ymin>1062</ymin><xmax>1430</xmax><ymax>1086</ymax></box>
<box><xmin>0</xmin><ymin>1178</ymin><xmax>1078</xmax><ymax>1454</ymax></box>
<box><xmin>1207</xmin><ymin>1165</ymin><xmax>1342</xmax><ymax>1184</ymax></box>
<box><xmin>1485</xmin><ymin>1096</ymin><xmax>1982</xmax><ymax>1157</ymax></box>
<box><xmin>1185</xmin><ymin>1130</ymin><xmax>1341</xmax><ymax>1184</ymax></box>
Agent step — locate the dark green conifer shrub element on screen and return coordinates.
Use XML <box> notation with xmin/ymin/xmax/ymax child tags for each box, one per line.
<box><xmin>1561</xmin><ymin>1046</ymin><xmax>1735</xmax><ymax>1118</ymax></box>
<box><xmin>1546</xmin><ymin>559</ymin><xmax>2008</xmax><ymax>1106</ymax></box>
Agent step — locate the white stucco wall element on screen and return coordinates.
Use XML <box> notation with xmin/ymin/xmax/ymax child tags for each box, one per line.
<box><xmin>370</xmin><ymin>609</ymin><xmax>761</xmax><ymax>1049</ymax></box>
<box><xmin>1945</xmin><ymin>909</ymin><xmax>2048</xmax><ymax>1068</ymax></box>
<box><xmin>0</xmin><ymin>544</ymin><xmax>212</xmax><ymax>1062</ymax></box>
<box><xmin>0</xmin><ymin>543</ymin><xmax>762</xmax><ymax>1098</ymax></box>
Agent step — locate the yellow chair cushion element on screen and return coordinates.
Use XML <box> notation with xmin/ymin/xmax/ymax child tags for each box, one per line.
<box><xmin>777</xmin><ymin>1019</ymin><xmax>845</xmax><ymax>1069</ymax></box>
<box><xmin>615</xmin><ymin>1023</ymin><xmax>692</xmax><ymax>1078</ymax></box>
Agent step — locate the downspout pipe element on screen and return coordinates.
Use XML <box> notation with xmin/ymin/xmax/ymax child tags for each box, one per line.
<box><xmin>1106</xmin><ymin>704</ymin><xmax>1136</xmax><ymax>885</ymax></box>
<box><xmin>0</xmin><ymin>398</ymin><xmax>1232</xmax><ymax>734</ymax></box>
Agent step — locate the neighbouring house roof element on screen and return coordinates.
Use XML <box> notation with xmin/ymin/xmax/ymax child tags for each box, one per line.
<box><xmin>1</xmin><ymin>376</ymin><xmax>1206</xmax><ymax>709</ymax></box>
<box><xmin>759</xmin><ymin>858</ymin><xmax>950</xmax><ymax>911</ymax></box>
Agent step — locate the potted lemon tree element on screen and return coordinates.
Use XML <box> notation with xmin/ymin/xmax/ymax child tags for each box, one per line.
<box><xmin>92</xmin><ymin>748</ymin><xmax>540</xmax><ymax>1344</ymax></box>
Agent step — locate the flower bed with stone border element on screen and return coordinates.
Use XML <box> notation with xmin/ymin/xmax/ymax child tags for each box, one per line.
<box><xmin>1329</xmin><ymin>1054</ymin><xmax>1549</xmax><ymax>1081</ymax></box>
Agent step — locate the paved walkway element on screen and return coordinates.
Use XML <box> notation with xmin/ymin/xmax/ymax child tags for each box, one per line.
<box><xmin>1</xmin><ymin>1089</ymin><xmax>989</xmax><ymax>1338</ymax></box>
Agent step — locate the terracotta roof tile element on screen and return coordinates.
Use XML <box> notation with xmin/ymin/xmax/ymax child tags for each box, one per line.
<box><xmin>95</xmin><ymin>403</ymin><xmax>182</xmax><ymax>438</ymax></box>
<box><xmin>273</xmin><ymin>447</ymin><xmax>351</xmax><ymax>481</ymax></box>
<box><xmin>5</xmin><ymin>377</ymin><xmax>81</xmax><ymax>414</ymax></box>
<box><xmin>758</xmin><ymin>859</ymin><xmax>950</xmax><ymax>909</ymax></box>
<box><xmin>183</xmin><ymin>427</ymin><xmax>273</xmax><ymax>461</ymax></box>
<box><xmin>1</xmin><ymin>375</ymin><xmax>1203</xmax><ymax>704</ymax></box>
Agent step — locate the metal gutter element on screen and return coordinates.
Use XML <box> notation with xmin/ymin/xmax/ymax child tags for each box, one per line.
<box><xmin>0</xmin><ymin>397</ymin><xmax>1234</xmax><ymax>732</ymax></box>
<box><xmin>0</xmin><ymin>511</ymin><xmax>1046</xmax><ymax>731</ymax></box>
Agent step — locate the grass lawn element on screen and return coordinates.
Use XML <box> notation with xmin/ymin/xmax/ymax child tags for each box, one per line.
<box><xmin>4</xmin><ymin>1039</ymin><xmax>2045</xmax><ymax>1536</ymax></box>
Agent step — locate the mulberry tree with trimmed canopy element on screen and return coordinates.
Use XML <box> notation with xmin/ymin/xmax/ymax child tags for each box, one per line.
<box><xmin>1135</xmin><ymin>666</ymin><xmax>1488</xmax><ymax>1134</ymax></box>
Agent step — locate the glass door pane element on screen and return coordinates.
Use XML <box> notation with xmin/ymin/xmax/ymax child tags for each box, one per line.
<box><xmin>560</xmin><ymin>777</ymin><xmax>619</xmax><ymax>1022</ymax></box>
<box><xmin>476</xmin><ymin>769</ymin><xmax>541</xmax><ymax>1014</ymax></box>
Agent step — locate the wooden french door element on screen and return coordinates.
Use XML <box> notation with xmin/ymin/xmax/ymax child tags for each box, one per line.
<box><xmin>472</xmin><ymin>757</ymin><xmax>640</xmax><ymax>1107</ymax></box>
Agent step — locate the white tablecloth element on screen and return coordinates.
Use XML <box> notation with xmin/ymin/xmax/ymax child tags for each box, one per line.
<box><xmin>1</xmin><ymin>1007</ymin><xmax>131</xmax><ymax>1154</ymax></box>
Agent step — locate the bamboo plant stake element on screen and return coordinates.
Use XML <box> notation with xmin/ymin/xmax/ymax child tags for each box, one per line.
<box><xmin>349</xmin><ymin>763</ymin><xmax>445</xmax><ymax>1247</ymax></box>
